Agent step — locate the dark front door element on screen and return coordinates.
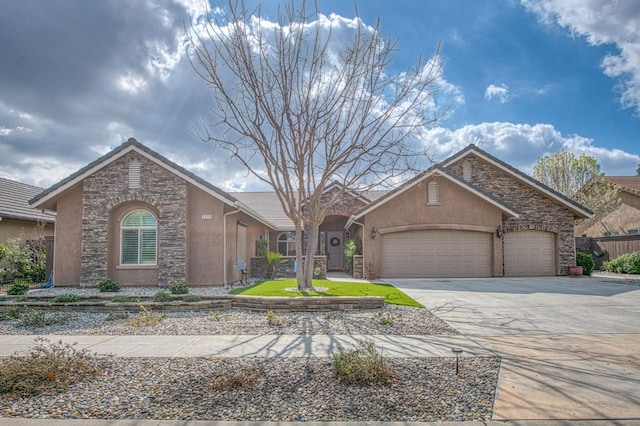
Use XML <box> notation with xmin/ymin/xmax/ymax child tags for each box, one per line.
<box><xmin>327</xmin><ymin>231</ymin><xmax>343</xmax><ymax>271</ymax></box>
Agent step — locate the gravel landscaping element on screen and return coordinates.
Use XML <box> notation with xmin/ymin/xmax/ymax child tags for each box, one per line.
<box><xmin>0</xmin><ymin>285</ymin><xmax>499</xmax><ymax>422</ymax></box>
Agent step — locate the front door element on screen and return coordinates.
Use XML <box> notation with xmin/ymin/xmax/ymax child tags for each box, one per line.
<box><xmin>327</xmin><ymin>231</ymin><xmax>344</xmax><ymax>271</ymax></box>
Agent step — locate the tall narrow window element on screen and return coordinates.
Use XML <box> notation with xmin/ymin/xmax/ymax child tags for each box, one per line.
<box><xmin>463</xmin><ymin>160</ymin><xmax>472</xmax><ymax>182</ymax></box>
<box><xmin>129</xmin><ymin>160</ymin><xmax>141</xmax><ymax>189</ymax></box>
<box><xmin>121</xmin><ymin>209</ymin><xmax>157</xmax><ymax>265</ymax></box>
<box><xmin>277</xmin><ymin>232</ymin><xmax>296</xmax><ymax>256</ymax></box>
<box><xmin>427</xmin><ymin>180</ymin><xmax>440</xmax><ymax>205</ymax></box>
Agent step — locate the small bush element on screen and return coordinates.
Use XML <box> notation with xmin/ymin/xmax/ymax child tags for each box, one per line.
<box><xmin>169</xmin><ymin>280</ymin><xmax>189</xmax><ymax>295</ymax></box>
<box><xmin>0</xmin><ymin>337</ymin><xmax>107</xmax><ymax>397</ymax></box>
<box><xmin>105</xmin><ymin>311</ymin><xmax>129</xmax><ymax>321</ymax></box>
<box><xmin>111</xmin><ymin>296</ymin><xmax>137</xmax><ymax>303</ymax></box>
<box><xmin>0</xmin><ymin>307</ymin><xmax>24</xmax><ymax>321</ymax></box>
<box><xmin>209</xmin><ymin>312</ymin><xmax>222</xmax><ymax>321</ymax></box>
<box><xmin>52</xmin><ymin>294</ymin><xmax>80</xmax><ymax>303</ymax></box>
<box><xmin>211</xmin><ymin>363</ymin><xmax>263</xmax><ymax>391</ymax></box>
<box><xmin>266</xmin><ymin>310</ymin><xmax>284</xmax><ymax>326</ymax></box>
<box><xmin>130</xmin><ymin>303</ymin><xmax>163</xmax><ymax>327</ymax></box>
<box><xmin>603</xmin><ymin>252</ymin><xmax>640</xmax><ymax>274</ymax></box>
<box><xmin>332</xmin><ymin>341</ymin><xmax>396</xmax><ymax>385</ymax></box>
<box><xmin>7</xmin><ymin>281</ymin><xmax>30</xmax><ymax>295</ymax></box>
<box><xmin>183</xmin><ymin>294</ymin><xmax>202</xmax><ymax>302</ymax></box>
<box><xmin>375</xmin><ymin>311</ymin><xmax>397</xmax><ymax>326</ymax></box>
<box><xmin>153</xmin><ymin>291</ymin><xmax>172</xmax><ymax>302</ymax></box>
<box><xmin>18</xmin><ymin>309</ymin><xmax>72</xmax><ymax>328</ymax></box>
<box><xmin>97</xmin><ymin>279</ymin><xmax>120</xmax><ymax>293</ymax></box>
<box><xmin>14</xmin><ymin>295</ymin><xmax>27</xmax><ymax>302</ymax></box>
<box><xmin>576</xmin><ymin>252</ymin><xmax>595</xmax><ymax>276</ymax></box>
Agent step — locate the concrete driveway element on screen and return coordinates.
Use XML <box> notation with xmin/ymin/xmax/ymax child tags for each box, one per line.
<box><xmin>388</xmin><ymin>275</ymin><xmax>640</xmax><ymax>422</ymax></box>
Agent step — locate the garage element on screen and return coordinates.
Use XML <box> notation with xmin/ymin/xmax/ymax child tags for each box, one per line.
<box><xmin>381</xmin><ymin>230</ymin><xmax>492</xmax><ymax>278</ymax></box>
<box><xmin>504</xmin><ymin>230</ymin><xmax>556</xmax><ymax>276</ymax></box>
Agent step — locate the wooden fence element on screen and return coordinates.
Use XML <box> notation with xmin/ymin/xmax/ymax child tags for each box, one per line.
<box><xmin>576</xmin><ymin>235</ymin><xmax>640</xmax><ymax>269</ymax></box>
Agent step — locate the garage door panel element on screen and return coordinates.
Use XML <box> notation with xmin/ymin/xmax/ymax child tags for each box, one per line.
<box><xmin>381</xmin><ymin>230</ymin><xmax>491</xmax><ymax>278</ymax></box>
<box><xmin>504</xmin><ymin>230</ymin><xmax>555</xmax><ymax>277</ymax></box>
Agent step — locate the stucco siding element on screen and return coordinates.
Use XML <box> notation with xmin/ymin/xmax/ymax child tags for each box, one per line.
<box><xmin>53</xmin><ymin>183</ymin><xmax>83</xmax><ymax>286</ymax></box>
<box><xmin>576</xmin><ymin>191</ymin><xmax>640</xmax><ymax>237</ymax></box>
<box><xmin>0</xmin><ymin>219</ymin><xmax>54</xmax><ymax>244</ymax></box>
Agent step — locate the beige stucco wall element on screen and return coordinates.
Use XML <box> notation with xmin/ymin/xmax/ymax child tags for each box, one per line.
<box><xmin>576</xmin><ymin>191</ymin><xmax>640</xmax><ymax>237</ymax></box>
<box><xmin>0</xmin><ymin>219</ymin><xmax>54</xmax><ymax>244</ymax></box>
<box><xmin>223</xmin><ymin>207</ymin><xmax>269</xmax><ymax>284</ymax></box>
<box><xmin>361</xmin><ymin>177</ymin><xmax>504</xmax><ymax>277</ymax></box>
<box><xmin>52</xmin><ymin>183</ymin><xmax>83</xmax><ymax>286</ymax></box>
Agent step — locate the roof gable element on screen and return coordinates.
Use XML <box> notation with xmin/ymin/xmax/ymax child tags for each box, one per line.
<box><xmin>441</xmin><ymin>144</ymin><xmax>593</xmax><ymax>218</ymax></box>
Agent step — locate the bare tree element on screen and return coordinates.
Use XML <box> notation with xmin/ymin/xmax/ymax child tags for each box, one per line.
<box><xmin>187</xmin><ymin>0</ymin><xmax>445</xmax><ymax>290</ymax></box>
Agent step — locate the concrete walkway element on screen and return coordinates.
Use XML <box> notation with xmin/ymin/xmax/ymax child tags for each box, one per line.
<box><xmin>389</xmin><ymin>276</ymin><xmax>640</xmax><ymax>423</ymax></box>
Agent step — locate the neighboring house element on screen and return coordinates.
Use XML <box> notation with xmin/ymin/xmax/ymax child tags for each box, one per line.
<box><xmin>0</xmin><ymin>177</ymin><xmax>55</xmax><ymax>243</ymax></box>
<box><xmin>30</xmin><ymin>139</ymin><xmax>591</xmax><ymax>287</ymax></box>
<box><xmin>575</xmin><ymin>176</ymin><xmax>640</xmax><ymax>237</ymax></box>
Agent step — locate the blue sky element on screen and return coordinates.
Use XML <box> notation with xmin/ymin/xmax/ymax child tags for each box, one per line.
<box><xmin>0</xmin><ymin>0</ymin><xmax>638</xmax><ymax>191</ymax></box>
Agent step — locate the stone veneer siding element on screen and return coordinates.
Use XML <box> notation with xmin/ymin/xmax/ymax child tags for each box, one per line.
<box><xmin>81</xmin><ymin>152</ymin><xmax>187</xmax><ymax>286</ymax></box>
<box><xmin>447</xmin><ymin>155</ymin><xmax>576</xmax><ymax>274</ymax></box>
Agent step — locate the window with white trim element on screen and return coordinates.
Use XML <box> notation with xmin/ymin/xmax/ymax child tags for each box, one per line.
<box><xmin>121</xmin><ymin>209</ymin><xmax>157</xmax><ymax>265</ymax></box>
<box><xmin>427</xmin><ymin>180</ymin><xmax>440</xmax><ymax>205</ymax></box>
<box><xmin>277</xmin><ymin>232</ymin><xmax>296</xmax><ymax>256</ymax></box>
<box><xmin>628</xmin><ymin>229</ymin><xmax>640</xmax><ymax>235</ymax></box>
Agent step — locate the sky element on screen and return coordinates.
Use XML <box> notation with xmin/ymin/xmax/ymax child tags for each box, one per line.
<box><xmin>1</xmin><ymin>0</ymin><xmax>639</xmax><ymax>192</ymax></box>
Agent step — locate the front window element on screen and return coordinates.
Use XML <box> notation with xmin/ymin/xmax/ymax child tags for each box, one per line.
<box><xmin>121</xmin><ymin>209</ymin><xmax>157</xmax><ymax>265</ymax></box>
<box><xmin>604</xmin><ymin>231</ymin><xmax>620</xmax><ymax>237</ymax></box>
<box><xmin>277</xmin><ymin>232</ymin><xmax>296</xmax><ymax>256</ymax></box>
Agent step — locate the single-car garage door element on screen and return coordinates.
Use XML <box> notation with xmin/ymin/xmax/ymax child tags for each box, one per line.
<box><xmin>504</xmin><ymin>230</ymin><xmax>555</xmax><ymax>276</ymax></box>
<box><xmin>381</xmin><ymin>230</ymin><xmax>492</xmax><ymax>278</ymax></box>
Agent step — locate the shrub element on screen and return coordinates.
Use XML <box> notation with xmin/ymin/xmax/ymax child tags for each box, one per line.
<box><xmin>169</xmin><ymin>280</ymin><xmax>189</xmax><ymax>295</ymax></box>
<box><xmin>7</xmin><ymin>281</ymin><xmax>30</xmax><ymax>295</ymax></box>
<box><xmin>375</xmin><ymin>311</ymin><xmax>397</xmax><ymax>326</ymax></box>
<box><xmin>0</xmin><ymin>337</ymin><xmax>107</xmax><ymax>397</ymax></box>
<box><xmin>105</xmin><ymin>311</ymin><xmax>129</xmax><ymax>321</ymax></box>
<box><xmin>332</xmin><ymin>341</ymin><xmax>396</xmax><ymax>385</ymax></box>
<box><xmin>3</xmin><ymin>238</ymin><xmax>46</xmax><ymax>283</ymax></box>
<box><xmin>343</xmin><ymin>237</ymin><xmax>363</xmax><ymax>274</ymax></box>
<box><xmin>183</xmin><ymin>294</ymin><xmax>202</xmax><ymax>302</ymax></box>
<box><xmin>97</xmin><ymin>279</ymin><xmax>120</xmax><ymax>293</ymax></box>
<box><xmin>262</xmin><ymin>251</ymin><xmax>287</xmax><ymax>280</ymax></box>
<box><xmin>256</xmin><ymin>238</ymin><xmax>269</xmax><ymax>258</ymax></box>
<box><xmin>211</xmin><ymin>362</ymin><xmax>263</xmax><ymax>391</ymax></box>
<box><xmin>603</xmin><ymin>252</ymin><xmax>640</xmax><ymax>274</ymax></box>
<box><xmin>14</xmin><ymin>295</ymin><xmax>27</xmax><ymax>302</ymax></box>
<box><xmin>576</xmin><ymin>252</ymin><xmax>595</xmax><ymax>276</ymax></box>
<box><xmin>153</xmin><ymin>291</ymin><xmax>172</xmax><ymax>302</ymax></box>
<box><xmin>0</xmin><ymin>307</ymin><xmax>24</xmax><ymax>321</ymax></box>
<box><xmin>52</xmin><ymin>294</ymin><xmax>80</xmax><ymax>303</ymax></box>
<box><xmin>266</xmin><ymin>310</ymin><xmax>284</xmax><ymax>326</ymax></box>
<box><xmin>18</xmin><ymin>309</ymin><xmax>72</xmax><ymax>328</ymax></box>
<box><xmin>130</xmin><ymin>303</ymin><xmax>163</xmax><ymax>327</ymax></box>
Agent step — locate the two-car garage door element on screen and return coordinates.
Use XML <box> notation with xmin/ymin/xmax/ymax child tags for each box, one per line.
<box><xmin>381</xmin><ymin>230</ymin><xmax>492</xmax><ymax>278</ymax></box>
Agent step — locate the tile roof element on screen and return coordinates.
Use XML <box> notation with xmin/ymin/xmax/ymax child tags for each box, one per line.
<box><xmin>0</xmin><ymin>177</ymin><xmax>55</xmax><ymax>223</ymax></box>
<box><xmin>606</xmin><ymin>176</ymin><xmax>640</xmax><ymax>196</ymax></box>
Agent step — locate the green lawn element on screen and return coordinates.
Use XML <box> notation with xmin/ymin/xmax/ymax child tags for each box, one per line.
<box><xmin>229</xmin><ymin>279</ymin><xmax>424</xmax><ymax>308</ymax></box>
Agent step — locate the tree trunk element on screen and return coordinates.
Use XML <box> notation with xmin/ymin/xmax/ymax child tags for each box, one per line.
<box><xmin>299</xmin><ymin>223</ymin><xmax>319</xmax><ymax>291</ymax></box>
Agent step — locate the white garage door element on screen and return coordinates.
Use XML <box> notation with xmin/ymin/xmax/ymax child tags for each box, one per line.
<box><xmin>504</xmin><ymin>230</ymin><xmax>555</xmax><ymax>276</ymax></box>
<box><xmin>381</xmin><ymin>230</ymin><xmax>492</xmax><ymax>278</ymax></box>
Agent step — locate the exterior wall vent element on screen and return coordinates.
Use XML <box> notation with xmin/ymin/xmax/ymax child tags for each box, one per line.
<box><xmin>427</xmin><ymin>180</ymin><xmax>440</xmax><ymax>205</ymax></box>
<box><xmin>463</xmin><ymin>160</ymin><xmax>472</xmax><ymax>182</ymax></box>
<box><xmin>129</xmin><ymin>160</ymin><xmax>141</xmax><ymax>189</ymax></box>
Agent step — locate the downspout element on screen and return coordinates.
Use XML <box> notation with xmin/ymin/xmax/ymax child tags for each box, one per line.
<box><xmin>222</xmin><ymin>208</ymin><xmax>241</xmax><ymax>286</ymax></box>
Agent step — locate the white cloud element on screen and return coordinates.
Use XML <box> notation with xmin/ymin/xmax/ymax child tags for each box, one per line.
<box><xmin>484</xmin><ymin>84</ymin><xmax>512</xmax><ymax>103</ymax></box>
<box><xmin>523</xmin><ymin>0</ymin><xmax>640</xmax><ymax>113</ymax></box>
<box><xmin>422</xmin><ymin>121</ymin><xmax>639</xmax><ymax>176</ymax></box>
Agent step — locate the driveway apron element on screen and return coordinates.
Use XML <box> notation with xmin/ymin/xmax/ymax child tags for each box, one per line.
<box><xmin>388</xmin><ymin>276</ymin><xmax>640</xmax><ymax>421</ymax></box>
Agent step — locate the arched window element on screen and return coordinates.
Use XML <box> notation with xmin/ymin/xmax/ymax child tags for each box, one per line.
<box><xmin>121</xmin><ymin>209</ymin><xmax>157</xmax><ymax>265</ymax></box>
<box><xmin>277</xmin><ymin>232</ymin><xmax>296</xmax><ymax>256</ymax></box>
<box><xmin>427</xmin><ymin>180</ymin><xmax>440</xmax><ymax>205</ymax></box>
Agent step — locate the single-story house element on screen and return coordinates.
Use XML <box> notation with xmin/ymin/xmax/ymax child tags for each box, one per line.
<box><xmin>575</xmin><ymin>176</ymin><xmax>640</xmax><ymax>238</ymax></box>
<box><xmin>29</xmin><ymin>139</ymin><xmax>591</xmax><ymax>287</ymax></box>
<box><xmin>0</xmin><ymin>177</ymin><xmax>55</xmax><ymax>244</ymax></box>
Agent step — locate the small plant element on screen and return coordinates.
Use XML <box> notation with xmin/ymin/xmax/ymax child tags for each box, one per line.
<box><xmin>375</xmin><ymin>311</ymin><xmax>397</xmax><ymax>326</ymax></box>
<box><xmin>7</xmin><ymin>281</ymin><xmax>30</xmax><ymax>296</ymax></box>
<box><xmin>211</xmin><ymin>363</ymin><xmax>263</xmax><ymax>391</ymax></box>
<box><xmin>0</xmin><ymin>337</ymin><xmax>107</xmax><ymax>397</ymax></box>
<box><xmin>576</xmin><ymin>252</ymin><xmax>595</xmax><ymax>276</ymax></box>
<box><xmin>111</xmin><ymin>296</ymin><xmax>137</xmax><ymax>303</ymax></box>
<box><xmin>183</xmin><ymin>294</ymin><xmax>202</xmax><ymax>302</ymax></box>
<box><xmin>14</xmin><ymin>295</ymin><xmax>27</xmax><ymax>302</ymax></box>
<box><xmin>52</xmin><ymin>294</ymin><xmax>80</xmax><ymax>303</ymax></box>
<box><xmin>18</xmin><ymin>309</ymin><xmax>72</xmax><ymax>328</ymax></box>
<box><xmin>130</xmin><ymin>302</ymin><xmax>163</xmax><ymax>327</ymax></box>
<box><xmin>0</xmin><ymin>307</ymin><xmax>24</xmax><ymax>321</ymax></box>
<box><xmin>262</xmin><ymin>251</ymin><xmax>288</xmax><ymax>280</ymax></box>
<box><xmin>105</xmin><ymin>311</ymin><xmax>129</xmax><ymax>321</ymax></box>
<box><xmin>0</xmin><ymin>296</ymin><xmax>6</xmax><ymax>302</ymax></box>
<box><xmin>209</xmin><ymin>311</ymin><xmax>222</xmax><ymax>321</ymax></box>
<box><xmin>169</xmin><ymin>280</ymin><xmax>189</xmax><ymax>295</ymax></box>
<box><xmin>97</xmin><ymin>279</ymin><xmax>120</xmax><ymax>293</ymax></box>
<box><xmin>332</xmin><ymin>341</ymin><xmax>396</xmax><ymax>385</ymax></box>
<box><xmin>343</xmin><ymin>237</ymin><xmax>363</xmax><ymax>274</ymax></box>
<box><xmin>266</xmin><ymin>310</ymin><xmax>284</xmax><ymax>326</ymax></box>
<box><xmin>153</xmin><ymin>291</ymin><xmax>172</xmax><ymax>302</ymax></box>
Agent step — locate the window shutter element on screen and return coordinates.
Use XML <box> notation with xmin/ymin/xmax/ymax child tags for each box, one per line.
<box><xmin>122</xmin><ymin>230</ymin><xmax>139</xmax><ymax>264</ymax></box>
<box><xmin>139</xmin><ymin>229</ymin><xmax>157</xmax><ymax>264</ymax></box>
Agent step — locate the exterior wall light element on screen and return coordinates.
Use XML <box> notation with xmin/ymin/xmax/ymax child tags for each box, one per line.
<box><xmin>496</xmin><ymin>225</ymin><xmax>503</xmax><ymax>239</ymax></box>
<box><xmin>370</xmin><ymin>227</ymin><xmax>377</xmax><ymax>239</ymax></box>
